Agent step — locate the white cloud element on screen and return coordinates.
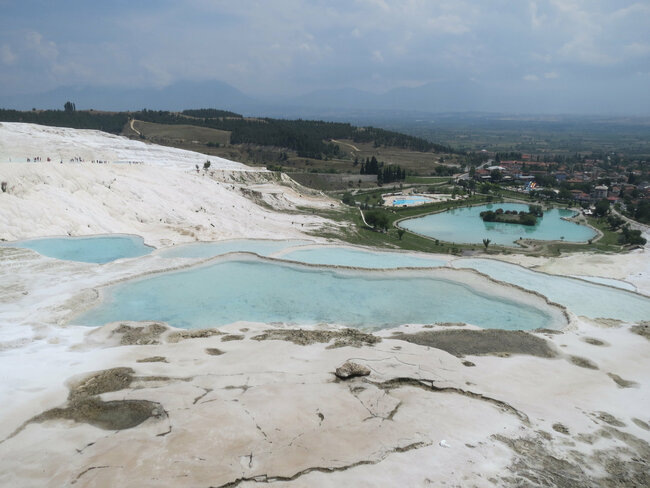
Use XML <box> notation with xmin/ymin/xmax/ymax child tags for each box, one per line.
<box><xmin>529</xmin><ymin>1</ymin><xmax>546</xmax><ymax>29</ymax></box>
<box><xmin>532</xmin><ymin>53</ymin><xmax>553</xmax><ymax>63</ymax></box>
<box><xmin>0</xmin><ymin>44</ymin><xmax>15</xmax><ymax>64</ymax></box>
<box><xmin>523</xmin><ymin>74</ymin><xmax>539</xmax><ymax>82</ymax></box>
<box><xmin>544</xmin><ymin>71</ymin><xmax>559</xmax><ymax>79</ymax></box>
<box><xmin>611</xmin><ymin>2</ymin><xmax>650</xmax><ymax>20</ymax></box>
<box><xmin>24</xmin><ymin>31</ymin><xmax>58</xmax><ymax>60</ymax></box>
<box><xmin>357</xmin><ymin>0</ymin><xmax>390</xmax><ymax>12</ymax></box>
<box><xmin>372</xmin><ymin>50</ymin><xmax>384</xmax><ymax>63</ymax></box>
<box><xmin>624</xmin><ymin>43</ymin><xmax>650</xmax><ymax>57</ymax></box>
<box><xmin>426</xmin><ymin>15</ymin><xmax>470</xmax><ymax>35</ymax></box>
<box><xmin>558</xmin><ymin>33</ymin><xmax>616</xmax><ymax>67</ymax></box>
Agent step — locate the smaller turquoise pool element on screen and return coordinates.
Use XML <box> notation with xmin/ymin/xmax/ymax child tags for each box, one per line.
<box><xmin>7</xmin><ymin>235</ymin><xmax>154</xmax><ymax>263</ymax></box>
<box><xmin>453</xmin><ymin>258</ymin><xmax>650</xmax><ymax>322</ymax></box>
<box><xmin>392</xmin><ymin>196</ymin><xmax>433</xmax><ymax>206</ymax></box>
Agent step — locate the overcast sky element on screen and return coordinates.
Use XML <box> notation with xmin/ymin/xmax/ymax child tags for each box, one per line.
<box><xmin>1</xmin><ymin>0</ymin><xmax>649</xmax><ymax>113</ymax></box>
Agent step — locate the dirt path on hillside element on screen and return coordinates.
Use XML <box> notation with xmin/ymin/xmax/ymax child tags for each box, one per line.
<box><xmin>129</xmin><ymin>119</ymin><xmax>141</xmax><ymax>137</ymax></box>
<box><xmin>331</xmin><ymin>139</ymin><xmax>360</xmax><ymax>152</ymax></box>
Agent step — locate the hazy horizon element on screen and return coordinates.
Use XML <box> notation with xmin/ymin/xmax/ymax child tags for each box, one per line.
<box><xmin>1</xmin><ymin>1</ymin><xmax>649</xmax><ymax>115</ymax></box>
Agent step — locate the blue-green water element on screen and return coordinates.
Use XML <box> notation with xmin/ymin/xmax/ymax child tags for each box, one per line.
<box><xmin>454</xmin><ymin>258</ymin><xmax>650</xmax><ymax>322</ymax></box>
<box><xmin>76</xmin><ymin>257</ymin><xmax>556</xmax><ymax>330</ymax></box>
<box><xmin>392</xmin><ymin>196</ymin><xmax>432</xmax><ymax>206</ymax></box>
<box><xmin>8</xmin><ymin>235</ymin><xmax>153</xmax><ymax>263</ymax></box>
<box><xmin>278</xmin><ymin>246</ymin><xmax>446</xmax><ymax>268</ymax></box>
<box><xmin>400</xmin><ymin>203</ymin><xmax>597</xmax><ymax>246</ymax></box>
<box><xmin>157</xmin><ymin>239</ymin><xmax>311</xmax><ymax>259</ymax></box>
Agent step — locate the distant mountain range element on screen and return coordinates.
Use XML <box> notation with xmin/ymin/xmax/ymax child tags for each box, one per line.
<box><xmin>285</xmin><ymin>80</ymin><xmax>486</xmax><ymax>113</ymax></box>
<box><xmin>2</xmin><ymin>78</ymin><xmax>648</xmax><ymax>119</ymax></box>
<box><xmin>0</xmin><ymin>80</ymin><xmax>260</xmax><ymax>113</ymax></box>
<box><xmin>0</xmin><ymin>79</ymin><xmax>492</xmax><ymax>116</ymax></box>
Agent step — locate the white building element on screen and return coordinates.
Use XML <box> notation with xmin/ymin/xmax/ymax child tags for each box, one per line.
<box><xmin>593</xmin><ymin>185</ymin><xmax>608</xmax><ymax>199</ymax></box>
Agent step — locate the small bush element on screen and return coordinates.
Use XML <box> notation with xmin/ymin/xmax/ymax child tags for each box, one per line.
<box><xmin>364</xmin><ymin>210</ymin><xmax>390</xmax><ymax>231</ymax></box>
<box><xmin>341</xmin><ymin>192</ymin><xmax>355</xmax><ymax>206</ymax></box>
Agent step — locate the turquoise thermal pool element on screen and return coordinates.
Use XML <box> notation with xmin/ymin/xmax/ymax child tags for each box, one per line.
<box><xmin>157</xmin><ymin>239</ymin><xmax>311</xmax><ymax>259</ymax></box>
<box><xmin>277</xmin><ymin>246</ymin><xmax>447</xmax><ymax>268</ymax></box>
<box><xmin>400</xmin><ymin>203</ymin><xmax>597</xmax><ymax>246</ymax></box>
<box><xmin>391</xmin><ymin>196</ymin><xmax>433</xmax><ymax>206</ymax></box>
<box><xmin>76</xmin><ymin>256</ymin><xmax>560</xmax><ymax>330</ymax></box>
<box><xmin>453</xmin><ymin>258</ymin><xmax>650</xmax><ymax>322</ymax></box>
<box><xmin>7</xmin><ymin>235</ymin><xmax>153</xmax><ymax>263</ymax></box>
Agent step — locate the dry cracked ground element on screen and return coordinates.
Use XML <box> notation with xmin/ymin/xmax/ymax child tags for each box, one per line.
<box><xmin>1</xmin><ymin>321</ymin><xmax>648</xmax><ymax>487</ymax></box>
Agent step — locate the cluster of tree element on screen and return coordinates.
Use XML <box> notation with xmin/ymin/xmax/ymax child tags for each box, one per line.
<box><xmin>490</xmin><ymin>169</ymin><xmax>502</xmax><ymax>182</ymax></box>
<box><xmin>465</xmin><ymin>152</ymin><xmax>491</xmax><ymax>166</ymax></box>
<box><xmin>532</xmin><ymin>188</ymin><xmax>560</xmax><ymax>200</ymax></box>
<box><xmin>0</xmin><ymin>108</ymin><xmax>128</xmax><ymax>134</ymax></box>
<box><xmin>341</xmin><ymin>192</ymin><xmax>355</xmax><ymax>206</ymax></box>
<box><xmin>434</xmin><ymin>165</ymin><xmax>456</xmax><ymax>176</ymax></box>
<box><xmin>181</xmin><ymin>109</ymin><xmax>242</xmax><ymax>119</ymax></box>
<box><xmin>351</xmin><ymin>127</ymin><xmax>454</xmax><ymax>153</ymax></box>
<box><xmin>605</xmin><ymin>214</ymin><xmax>647</xmax><ymax>245</ymax></box>
<box><xmin>624</xmin><ymin>200</ymin><xmax>650</xmax><ymax>225</ymax></box>
<box><xmin>364</xmin><ymin>210</ymin><xmax>390</xmax><ymax>231</ymax></box>
<box><xmin>378</xmin><ymin>164</ymin><xmax>406</xmax><ymax>184</ymax></box>
<box><xmin>594</xmin><ymin>198</ymin><xmax>610</xmax><ymax>217</ymax></box>
<box><xmin>619</xmin><ymin>225</ymin><xmax>647</xmax><ymax>246</ymax></box>
<box><xmin>494</xmin><ymin>152</ymin><xmax>522</xmax><ymax>162</ymax></box>
<box><xmin>359</xmin><ymin>156</ymin><xmax>406</xmax><ymax>184</ymax></box>
<box><xmin>607</xmin><ymin>214</ymin><xmax>625</xmax><ymax>230</ymax></box>
<box><xmin>359</xmin><ymin>156</ymin><xmax>381</xmax><ymax>175</ymax></box>
<box><xmin>531</xmin><ymin>174</ymin><xmax>557</xmax><ymax>187</ymax></box>
<box><xmin>456</xmin><ymin>178</ymin><xmax>477</xmax><ymax>193</ymax></box>
<box><xmin>480</xmin><ymin>208</ymin><xmax>538</xmax><ymax>226</ymax></box>
<box><xmin>618</xmin><ymin>224</ymin><xmax>647</xmax><ymax>246</ymax></box>
<box><xmin>479</xmin><ymin>182</ymin><xmax>493</xmax><ymax>194</ymax></box>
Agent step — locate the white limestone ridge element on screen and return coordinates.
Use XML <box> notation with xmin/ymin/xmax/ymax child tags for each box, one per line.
<box><xmin>0</xmin><ymin>122</ymin><xmax>338</xmax><ymax>247</ymax></box>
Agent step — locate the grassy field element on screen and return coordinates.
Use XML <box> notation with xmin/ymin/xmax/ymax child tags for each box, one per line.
<box><xmin>404</xmin><ymin>175</ymin><xmax>451</xmax><ymax>184</ymax></box>
<box><xmin>123</xmin><ymin>120</ymin><xmax>286</xmax><ymax>166</ymax></box>
<box><xmin>120</xmin><ymin>121</ymin><xmax>461</xmax><ymax>182</ymax></box>
<box><xmin>258</xmin><ymin>139</ymin><xmax>461</xmax><ymax>176</ymax></box>
<box><xmin>332</xmin><ymin>139</ymin><xmax>463</xmax><ymax>172</ymax></box>
<box><xmin>127</xmin><ymin>120</ymin><xmax>231</xmax><ymax>145</ymax></box>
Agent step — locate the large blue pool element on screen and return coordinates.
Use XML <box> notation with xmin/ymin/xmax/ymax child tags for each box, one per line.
<box><xmin>400</xmin><ymin>203</ymin><xmax>597</xmax><ymax>246</ymax></box>
<box><xmin>75</xmin><ymin>256</ymin><xmax>561</xmax><ymax>330</ymax></box>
